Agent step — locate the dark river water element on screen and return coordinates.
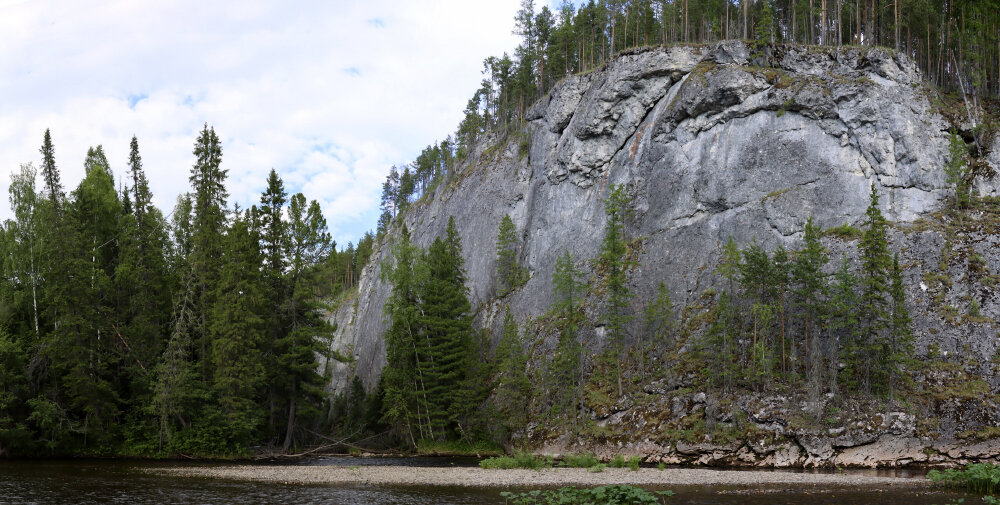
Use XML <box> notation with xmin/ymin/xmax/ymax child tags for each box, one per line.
<box><xmin>0</xmin><ymin>458</ymin><xmax>980</xmax><ymax>504</ymax></box>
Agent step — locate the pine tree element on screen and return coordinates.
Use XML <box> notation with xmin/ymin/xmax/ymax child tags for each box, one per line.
<box><xmin>276</xmin><ymin>194</ymin><xmax>333</xmax><ymax>450</ymax></box>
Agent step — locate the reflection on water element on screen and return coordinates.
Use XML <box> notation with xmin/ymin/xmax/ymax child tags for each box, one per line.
<box><xmin>0</xmin><ymin>459</ymin><xmax>979</xmax><ymax>505</ymax></box>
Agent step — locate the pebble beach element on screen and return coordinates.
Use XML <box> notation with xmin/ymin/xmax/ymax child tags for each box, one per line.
<box><xmin>154</xmin><ymin>465</ymin><xmax>931</xmax><ymax>488</ymax></box>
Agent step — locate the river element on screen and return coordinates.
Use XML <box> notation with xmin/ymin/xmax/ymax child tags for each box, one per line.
<box><xmin>0</xmin><ymin>458</ymin><xmax>979</xmax><ymax>504</ymax></box>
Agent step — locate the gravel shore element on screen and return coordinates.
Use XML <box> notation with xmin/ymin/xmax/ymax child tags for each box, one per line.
<box><xmin>154</xmin><ymin>465</ymin><xmax>931</xmax><ymax>488</ymax></box>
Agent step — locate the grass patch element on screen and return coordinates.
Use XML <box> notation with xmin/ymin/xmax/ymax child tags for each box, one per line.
<box><xmin>823</xmin><ymin>223</ymin><xmax>863</xmax><ymax>240</ymax></box>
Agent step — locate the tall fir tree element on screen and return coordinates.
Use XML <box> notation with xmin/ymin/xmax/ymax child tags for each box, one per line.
<box><xmin>598</xmin><ymin>184</ymin><xmax>633</xmax><ymax>398</ymax></box>
<box><xmin>857</xmin><ymin>184</ymin><xmax>892</xmax><ymax>395</ymax></box>
<box><xmin>792</xmin><ymin>216</ymin><xmax>828</xmax><ymax>381</ymax></box>
<box><xmin>208</xmin><ymin>209</ymin><xmax>266</xmax><ymax>450</ymax></box>
<box><xmin>887</xmin><ymin>253</ymin><xmax>913</xmax><ymax>400</ymax></box>
<box><xmin>548</xmin><ymin>249</ymin><xmax>586</xmax><ymax>429</ymax></box>
<box><xmin>188</xmin><ymin>124</ymin><xmax>227</xmax><ymax>383</ymax></box>
<box><xmin>492</xmin><ymin>308</ymin><xmax>529</xmax><ymax>439</ymax></box>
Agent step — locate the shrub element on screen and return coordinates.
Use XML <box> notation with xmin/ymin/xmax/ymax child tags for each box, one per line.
<box><xmin>561</xmin><ymin>453</ymin><xmax>600</xmax><ymax>468</ymax></box>
<box><xmin>500</xmin><ymin>485</ymin><xmax>674</xmax><ymax>505</ymax></box>
<box><xmin>928</xmin><ymin>463</ymin><xmax>1000</xmax><ymax>495</ymax></box>
<box><xmin>479</xmin><ymin>451</ymin><xmax>551</xmax><ymax>470</ymax></box>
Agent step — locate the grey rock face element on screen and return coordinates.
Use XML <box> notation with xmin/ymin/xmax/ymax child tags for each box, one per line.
<box><xmin>324</xmin><ymin>42</ymin><xmax>1000</xmax><ymax>465</ymax></box>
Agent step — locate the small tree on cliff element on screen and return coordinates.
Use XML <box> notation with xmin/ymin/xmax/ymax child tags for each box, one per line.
<box><xmin>598</xmin><ymin>184</ymin><xmax>634</xmax><ymax>398</ymax></box>
<box><xmin>496</xmin><ymin>214</ymin><xmax>526</xmax><ymax>295</ymax></box>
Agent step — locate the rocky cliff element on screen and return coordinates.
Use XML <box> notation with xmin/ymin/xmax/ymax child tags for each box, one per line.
<box><xmin>324</xmin><ymin>41</ymin><xmax>1000</xmax><ymax>467</ymax></box>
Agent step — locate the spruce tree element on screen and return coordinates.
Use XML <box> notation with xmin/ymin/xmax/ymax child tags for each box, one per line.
<box><xmin>858</xmin><ymin>184</ymin><xmax>892</xmax><ymax>395</ymax></box>
<box><xmin>417</xmin><ymin>217</ymin><xmax>473</xmax><ymax>439</ymax></box>
<box><xmin>641</xmin><ymin>281</ymin><xmax>673</xmax><ymax>379</ymax></box>
<box><xmin>598</xmin><ymin>184</ymin><xmax>633</xmax><ymax>398</ymax></box>
<box><xmin>496</xmin><ymin>214</ymin><xmax>525</xmax><ymax>295</ymax></box>
<box><xmin>792</xmin><ymin>216</ymin><xmax>828</xmax><ymax>380</ymax></box>
<box><xmin>739</xmin><ymin>240</ymin><xmax>773</xmax><ymax>364</ymax></box>
<box><xmin>828</xmin><ymin>255</ymin><xmax>858</xmax><ymax>395</ymax></box>
<box><xmin>493</xmin><ymin>308</ymin><xmax>529</xmax><ymax>439</ymax></box>
<box><xmin>548</xmin><ymin>249</ymin><xmax>586</xmax><ymax>428</ymax></box>
<box><xmin>380</xmin><ymin>225</ymin><xmax>423</xmax><ymax>445</ymax></box>
<box><xmin>944</xmin><ymin>131</ymin><xmax>972</xmax><ymax>210</ymax></box>
<box><xmin>771</xmin><ymin>245</ymin><xmax>790</xmax><ymax>375</ymax></box>
<box><xmin>39</xmin><ymin>129</ymin><xmax>62</xmax><ymax>206</ymax></box>
<box><xmin>258</xmin><ymin>170</ymin><xmax>288</xmax><ymax>431</ymax></box>
<box><xmin>189</xmin><ymin>124</ymin><xmax>227</xmax><ymax>382</ymax></box>
<box><xmin>887</xmin><ymin>253</ymin><xmax>913</xmax><ymax>400</ymax></box>
<box><xmin>117</xmin><ymin>137</ymin><xmax>171</xmax><ymax>391</ymax></box>
<box><xmin>209</xmin><ymin>210</ymin><xmax>266</xmax><ymax>449</ymax></box>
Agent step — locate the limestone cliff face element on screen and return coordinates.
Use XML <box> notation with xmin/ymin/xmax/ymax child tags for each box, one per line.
<box><xmin>323</xmin><ymin>41</ymin><xmax>1000</xmax><ymax>466</ymax></box>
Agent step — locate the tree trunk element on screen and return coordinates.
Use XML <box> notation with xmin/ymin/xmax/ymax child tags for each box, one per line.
<box><xmin>742</xmin><ymin>0</ymin><xmax>747</xmax><ymax>40</ymax></box>
<box><xmin>282</xmin><ymin>381</ymin><xmax>297</xmax><ymax>450</ymax></box>
<box><xmin>810</xmin><ymin>0</ymin><xmax>815</xmax><ymax>44</ymax></box>
<box><xmin>821</xmin><ymin>0</ymin><xmax>828</xmax><ymax>45</ymax></box>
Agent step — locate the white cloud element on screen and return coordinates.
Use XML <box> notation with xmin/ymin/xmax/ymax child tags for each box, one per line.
<box><xmin>0</xmin><ymin>0</ymin><xmax>521</xmax><ymax>246</ymax></box>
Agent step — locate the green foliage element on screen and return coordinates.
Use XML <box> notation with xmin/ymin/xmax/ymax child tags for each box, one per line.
<box><xmin>823</xmin><ymin>223</ymin><xmax>864</xmax><ymax>241</ymax></box>
<box><xmin>856</xmin><ymin>184</ymin><xmax>894</xmax><ymax>395</ymax></box>
<box><xmin>500</xmin><ymin>485</ymin><xmax>673</xmax><ymax>505</ymax></box>
<box><xmin>599</xmin><ymin>185</ymin><xmax>635</xmax><ymax>398</ymax></box>
<box><xmin>496</xmin><ymin>214</ymin><xmax>528</xmax><ymax>295</ymax></box>
<box><xmin>929</xmin><ymin>463</ymin><xmax>1000</xmax><ymax>495</ymax></box>
<box><xmin>380</xmin><ymin>217</ymin><xmax>483</xmax><ymax>445</ymax></box>
<box><xmin>479</xmin><ymin>451</ymin><xmax>552</xmax><ymax>470</ymax></box>
<box><xmin>560</xmin><ymin>453</ymin><xmax>599</xmax><ymax>468</ymax></box>
<box><xmin>547</xmin><ymin>249</ymin><xmax>587</xmax><ymax>426</ymax></box>
<box><xmin>0</xmin><ymin>128</ymin><xmax>344</xmax><ymax>457</ymax></box>
<box><xmin>493</xmin><ymin>308</ymin><xmax>530</xmax><ymax>440</ymax></box>
<box><xmin>945</xmin><ymin>131</ymin><xmax>973</xmax><ymax>210</ymax></box>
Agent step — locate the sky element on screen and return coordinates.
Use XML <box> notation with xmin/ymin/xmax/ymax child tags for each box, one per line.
<box><xmin>0</xmin><ymin>0</ymin><xmax>526</xmax><ymax>247</ymax></box>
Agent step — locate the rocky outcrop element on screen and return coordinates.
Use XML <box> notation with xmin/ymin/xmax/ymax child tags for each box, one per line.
<box><xmin>323</xmin><ymin>41</ymin><xmax>1000</xmax><ymax>467</ymax></box>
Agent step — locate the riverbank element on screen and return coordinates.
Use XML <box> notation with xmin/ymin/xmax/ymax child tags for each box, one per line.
<box><xmin>154</xmin><ymin>464</ymin><xmax>931</xmax><ymax>488</ymax></box>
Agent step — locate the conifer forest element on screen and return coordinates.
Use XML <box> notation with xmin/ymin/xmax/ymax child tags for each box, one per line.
<box><xmin>1</xmin><ymin>0</ymin><xmax>999</xmax><ymax>461</ymax></box>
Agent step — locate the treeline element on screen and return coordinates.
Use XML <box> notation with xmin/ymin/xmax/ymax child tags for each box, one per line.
<box><xmin>0</xmin><ymin>127</ymin><xmax>367</xmax><ymax>457</ymax></box>
<box><xmin>455</xmin><ymin>0</ymin><xmax>1000</xmax><ymax>150</ymax></box>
